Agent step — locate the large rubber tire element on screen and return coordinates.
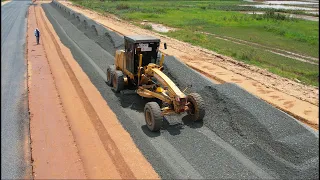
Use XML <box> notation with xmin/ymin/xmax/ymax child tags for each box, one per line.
<box><xmin>187</xmin><ymin>93</ymin><xmax>205</xmax><ymax>121</ymax></box>
<box><xmin>144</xmin><ymin>102</ymin><xmax>163</xmax><ymax>132</ymax></box>
<box><xmin>106</xmin><ymin>65</ymin><xmax>115</xmax><ymax>86</ymax></box>
<box><xmin>112</xmin><ymin>70</ymin><xmax>124</xmax><ymax>92</ymax></box>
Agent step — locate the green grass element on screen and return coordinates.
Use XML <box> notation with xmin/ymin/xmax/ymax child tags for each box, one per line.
<box><xmin>166</xmin><ymin>29</ymin><xmax>318</xmax><ymax>86</ymax></box>
<box><xmin>70</xmin><ymin>0</ymin><xmax>319</xmax><ymax>86</ymax></box>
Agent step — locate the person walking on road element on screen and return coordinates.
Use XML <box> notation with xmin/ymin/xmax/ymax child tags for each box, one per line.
<box><xmin>34</xmin><ymin>28</ymin><xmax>40</xmax><ymax>45</ymax></box>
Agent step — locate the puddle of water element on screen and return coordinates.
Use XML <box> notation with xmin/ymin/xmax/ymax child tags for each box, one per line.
<box><xmin>285</xmin><ymin>13</ymin><xmax>319</xmax><ymax>21</ymax></box>
<box><xmin>141</xmin><ymin>22</ymin><xmax>176</xmax><ymax>33</ymax></box>
<box><xmin>306</xmin><ymin>11</ymin><xmax>319</xmax><ymax>15</ymax></box>
<box><xmin>241</xmin><ymin>11</ymin><xmax>318</xmax><ymax>21</ymax></box>
<box><xmin>242</xmin><ymin>11</ymin><xmax>265</xmax><ymax>14</ymax></box>
<box><xmin>305</xmin><ymin>0</ymin><xmax>319</xmax><ymax>2</ymax></box>
<box><xmin>240</xmin><ymin>4</ymin><xmax>317</xmax><ymax>10</ymax></box>
<box><xmin>263</xmin><ymin>1</ymin><xmax>318</xmax><ymax>5</ymax></box>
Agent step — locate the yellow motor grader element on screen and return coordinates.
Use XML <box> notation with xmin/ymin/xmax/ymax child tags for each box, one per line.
<box><xmin>107</xmin><ymin>35</ymin><xmax>205</xmax><ymax>132</ymax></box>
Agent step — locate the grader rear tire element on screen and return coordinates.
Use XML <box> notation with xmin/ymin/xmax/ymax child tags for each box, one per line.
<box><xmin>106</xmin><ymin>65</ymin><xmax>115</xmax><ymax>86</ymax></box>
<box><xmin>112</xmin><ymin>70</ymin><xmax>124</xmax><ymax>92</ymax></box>
<box><xmin>144</xmin><ymin>102</ymin><xmax>163</xmax><ymax>132</ymax></box>
<box><xmin>187</xmin><ymin>93</ymin><xmax>205</xmax><ymax>121</ymax></box>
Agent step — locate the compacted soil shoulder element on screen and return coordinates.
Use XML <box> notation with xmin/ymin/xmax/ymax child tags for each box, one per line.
<box><xmin>28</xmin><ymin>2</ymin><xmax>159</xmax><ymax>179</ymax></box>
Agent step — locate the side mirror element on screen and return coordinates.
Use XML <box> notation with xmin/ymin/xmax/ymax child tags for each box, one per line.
<box><xmin>164</xmin><ymin>43</ymin><xmax>167</xmax><ymax>50</ymax></box>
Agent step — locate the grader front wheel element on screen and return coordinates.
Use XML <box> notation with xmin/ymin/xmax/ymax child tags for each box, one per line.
<box><xmin>106</xmin><ymin>65</ymin><xmax>115</xmax><ymax>86</ymax></box>
<box><xmin>144</xmin><ymin>102</ymin><xmax>163</xmax><ymax>132</ymax></box>
<box><xmin>112</xmin><ymin>70</ymin><xmax>125</xmax><ymax>92</ymax></box>
<box><xmin>186</xmin><ymin>93</ymin><xmax>205</xmax><ymax>121</ymax></box>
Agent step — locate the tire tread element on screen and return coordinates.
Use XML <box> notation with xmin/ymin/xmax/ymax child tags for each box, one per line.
<box><xmin>144</xmin><ymin>102</ymin><xmax>162</xmax><ymax>132</ymax></box>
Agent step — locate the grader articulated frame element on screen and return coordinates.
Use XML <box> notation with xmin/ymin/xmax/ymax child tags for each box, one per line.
<box><xmin>107</xmin><ymin>35</ymin><xmax>205</xmax><ymax>131</ymax></box>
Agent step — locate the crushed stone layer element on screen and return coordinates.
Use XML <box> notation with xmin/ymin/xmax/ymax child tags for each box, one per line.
<box><xmin>58</xmin><ymin>0</ymin><xmax>318</xmax><ymax>128</ymax></box>
<box><xmin>42</xmin><ymin>1</ymin><xmax>319</xmax><ymax>179</ymax></box>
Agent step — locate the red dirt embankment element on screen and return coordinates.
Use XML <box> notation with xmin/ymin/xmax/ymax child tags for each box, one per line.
<box><xmin>28</xmin><ymin>3</ymin><xmax>159</xmax><ymax>179</ymax></box>
<box><xmin>27</xmin><ymin>5</ymin><xmax>86</xmax><ymax>179</ymax></box>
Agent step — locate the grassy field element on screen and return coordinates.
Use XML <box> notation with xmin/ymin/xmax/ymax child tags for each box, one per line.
<box><xmin>70</xmin><ymin>0</ymin><xmax>319</xmax><ymax>86</ymax></box>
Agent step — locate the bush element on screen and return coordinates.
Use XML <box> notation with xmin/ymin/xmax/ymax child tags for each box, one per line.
<box><xmin>143</xmin><ymin>24</ymin><xmax>152</xmax><ymax>30</ymax></box>
<box><xmin>240</xmin><ymin>49</ymin><xmax>258</xmax><ymax>61</ymax></box>
<box><xmin>263</xmin><ymin>10</ymin><xmax>287</xmax><ymax>20</ymax></box>
<box><xmin>200</xmin><ymin>6</ymin><xmax>207</xmax><ymax>10</ymax></box>
<box><xmin>116</xmin><ymin>3</ymin><xmax>129</xmax><ymax>10</ymax></box>
<box><xmin>252</xmin><ymin>10</ymin><xmax>292</xmax><ymax>21</ymax></box>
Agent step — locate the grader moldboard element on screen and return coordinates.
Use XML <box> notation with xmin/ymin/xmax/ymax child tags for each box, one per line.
<box><xmin>107</xmin><ymin>35</ymin><xmax>205</xmax><ymax>132</ymax></box>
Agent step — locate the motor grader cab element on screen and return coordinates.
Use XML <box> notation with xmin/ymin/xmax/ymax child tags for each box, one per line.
<box><xmin>124</xmin><ymin>35</ymin><xmax>160</xmax><ymax>74</ymax></box>
<box><xmin>107</xmin><ymin>35</ymin><xmax>205</xmax><ymax>132</ymax></box>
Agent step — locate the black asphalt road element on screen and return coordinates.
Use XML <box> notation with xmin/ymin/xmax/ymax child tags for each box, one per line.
<box><xmin>1</xmin><ymin>0</ymin><xmax>32</xmax><ymax>179</ymax></box>
<box><xmin>43</xmin><ymin>1</ymin><xmax>319</xmax><ymax>179</ymax></box>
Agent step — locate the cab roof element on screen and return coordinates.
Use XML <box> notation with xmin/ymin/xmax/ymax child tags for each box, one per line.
<box><xmin>124</xmin><ymin>35</ymin><xmax>160</xmax><ymax>43</ymax></box>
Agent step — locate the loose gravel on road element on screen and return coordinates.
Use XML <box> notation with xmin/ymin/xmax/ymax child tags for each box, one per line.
<box><xmin>41</xmin><ymin>1</ymin><xmax>319</xmax><ymax>179</ymax></box>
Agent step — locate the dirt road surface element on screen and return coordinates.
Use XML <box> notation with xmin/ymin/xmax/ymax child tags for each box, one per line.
<box><xmin>38</xmin><ymin>1</ymin><xmax>318</xmax><ymax>179</ymax></box>
<box><xmin>59</xmin><ymin>0</ymin><xmax>318</xmax><ymax>129</ymax></box>
<box><xmin>1</xmin><ymin>1</ymin><xmax>32</xmax><ymax>179</ymax></box>
<box><xmin>27</xmin><ymin>5</ymin><xmax>86</xmax><ymax>179</ymax></box>
<box><xmin>27</xmin><ymin>2</ymin><xmax>159</xmax><ymax>179</ymax></box>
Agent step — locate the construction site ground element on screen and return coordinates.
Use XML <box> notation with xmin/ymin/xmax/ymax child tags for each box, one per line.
<box><xmin>1</xmin><ymin>0</ymin><xmax>318</xmax><ymax>179</ymax></box>
<box><xmin>19</xmin><ymin>0</ymin><xmax>318</xmax><ymax>179</ymax></box>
